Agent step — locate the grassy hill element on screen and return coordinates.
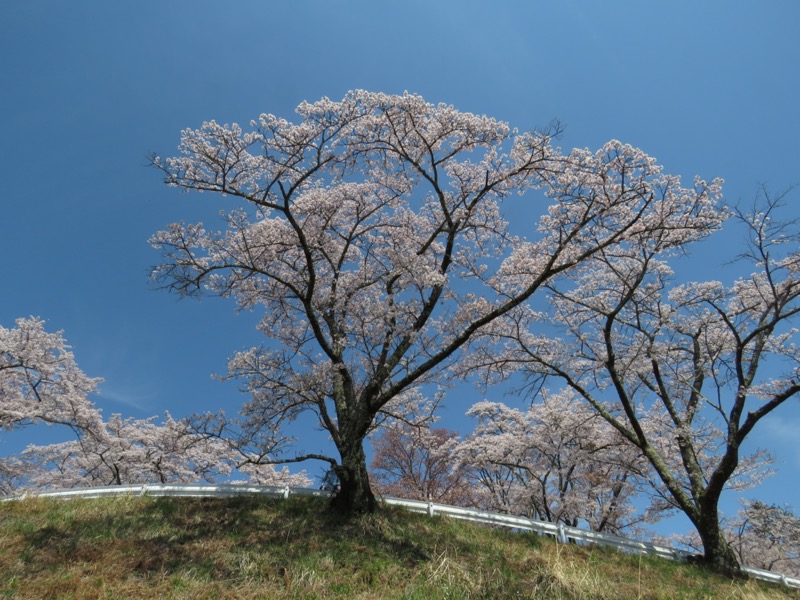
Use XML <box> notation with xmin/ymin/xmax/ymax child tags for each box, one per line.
<box><xmin>1</xmin><ymin>495</ymin><xmax>798</xmax><ymax>599</ymax></box>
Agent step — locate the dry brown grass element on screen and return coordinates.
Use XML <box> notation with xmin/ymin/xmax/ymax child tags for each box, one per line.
<box><xmin>1</xmin><ymin>495</ymin><xmax>798</xmax><ymax>599</ymax></box>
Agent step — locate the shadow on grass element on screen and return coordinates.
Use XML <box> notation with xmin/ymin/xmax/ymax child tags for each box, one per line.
<box><xmin>14</xmin><ymin>495</ymin><xmax>432</xmax><ymax>580</ymax></box>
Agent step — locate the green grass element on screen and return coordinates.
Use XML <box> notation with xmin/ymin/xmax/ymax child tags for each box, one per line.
<box><xmin>1</xmin><ymin>495</ymin><xmax>798</xmax><ymax>599</ymax></box>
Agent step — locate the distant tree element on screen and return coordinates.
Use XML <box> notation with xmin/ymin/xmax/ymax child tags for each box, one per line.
<box><xmin>1</xmin><ymin>316</ymin><xmax>104</xmax><ymax>494</ymax></box>
<box><xmin>456</xmin><ymin>392</ymin><xmax>653</xmax><ymax>534</ymax></box>
<box><xmin>15</xmin><ymin>413</ymin><xmax>228</xmax><ymax>488</ymax></box>
<box><xmin>0</xmin><ymin>457</ymin><xmax>25</xmax><ymax>496</ymax></box>
<box><xmin>10</xmin><ymin>412</ymin><xmax>312</xmax><ymax>490</ymax></box>
<box><xmin>0</xmin><ymin>317</ymin><xmax>311</xmax><ymax>494</ymax></box>
<box><xmin>235</xmin><ymin>461</ymin><xmax>313</xmax><ymax>488</ymax></box>
<box><xmin>370</xmin><ymin>423</ymin><xmax>474</xmax><ymax>505</ymax></box>
<box><xmin>1</xmin><ymin>317</ymin><xmax>103</xmax><ymax>435</ymax></box>
<box><xmin>729</xmin><ymin>500</ymin><xmax>800</xmax><ymax>576</ymax></box>
<box><xmin>470</xmin><ymin>189</ymin><xmax>799</xmax><ymax>574</ymax></box>
<box><xmin>151</xmin><ymin>90</ymin><xmax>723</xmax><ymax>514</ymax></box>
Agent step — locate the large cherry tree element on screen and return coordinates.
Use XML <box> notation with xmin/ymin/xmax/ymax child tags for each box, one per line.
<box><xmin>150</xmin><ymin>90</ymin><xmax>723</xmax><ymax>513</ymax></box>
<box><xmin>673</xmin><ymin>499</ymin><xmax>800</xmax><ymax>577</ymax></box>
<box><xmin>474</xmin><ymin>190</ymin><xmax>799</xmax><ymax>574</ymax></box>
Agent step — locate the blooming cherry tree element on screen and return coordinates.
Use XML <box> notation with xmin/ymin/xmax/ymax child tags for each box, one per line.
<box><xmin>476</xmin><ymin>189</ymin><xmax>799</xmax><ymax>574</ymax></box>
<box><xmin>151</xmin><ymin>90</ymin><xmax>724</xmax><ymax>513</ymax></box>
<box><xmin>11</xmin><ymin>413</ymin><xmax>311</xmax><ymax>490</ymax></box>
<box><xmin>16</xmin><ymin>413</ymin><xmax>232</xmax><ymax>488</ymax></box>
<box><xmin>1</xmin><ymin>317</ymin><xmax>103</xmax><ymax>435</ymax></box>
<box><xmin>1</xmin><ymin>316</ymin><xmax>102</xmax><ymax>494</ymax></box>
<box><xmin>456</xmin><ymin>392</ymin><xmax>651</xmax><ymax>534</ymax></box>
<box><xmin>729</xmin><ymin>500</ymin><xmax>800</xmax><ymax>576</ymax></box>
<box><xmin>369</xmin><ymin>423</ymin><xmax>474</xmax><ymax>506</ymax></box>
<box><xmin>0</xmin><ymin>317</ymin><xmax>310</xmax><ymax>493</ymax></box>
<box><xmin>670</xmin><ymin>500</ymin><xmax>800</xmax><ymax>577</ymax></box>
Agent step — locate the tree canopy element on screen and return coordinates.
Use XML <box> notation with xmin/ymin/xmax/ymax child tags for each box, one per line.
<box><xmin>468</xmin><ymin>188</ymin><xmax>800</xmax><ymax>574</ymax></box>
<box><xmin>151</xmin><ymin>90</ymin><xmax>724</xmax><ymax>515</ymax></box>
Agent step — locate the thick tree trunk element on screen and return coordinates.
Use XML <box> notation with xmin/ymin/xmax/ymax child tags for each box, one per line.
<box><xmin>695</xmin><ymin>510</ymin><xmax>745</xmax><ymax>578</ymax></box>
<box><xmin>330</xmin><ymin>438</ymin><xmax>376</xmax><ymax>514</ymax></box>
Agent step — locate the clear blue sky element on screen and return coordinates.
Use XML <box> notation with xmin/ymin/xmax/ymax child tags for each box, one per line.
<box><xmin>2</xmin><ymin>1</ymin><xmax>799</xmax><ymax>527</ymax></box>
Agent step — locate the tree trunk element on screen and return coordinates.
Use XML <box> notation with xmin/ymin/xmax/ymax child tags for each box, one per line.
<box><xmin>695</xmin><ymin>510</ymin><xmax>745</xmax><ymax>578</ymax></box>
<box><xmin>330</xmin><ymin>437</ymin><xmax>376</xmax><ymax>514</ymax></box>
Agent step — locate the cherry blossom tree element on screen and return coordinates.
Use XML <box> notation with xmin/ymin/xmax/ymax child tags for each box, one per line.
<box><xmin>16</xmin><ymin>413</ymin><xmax>232</xmax><ymax>488</ymax></box>
<box><xmin>1</xmin><ymin>317</ymin><xmax>311</xmax><ymax>493</ymax></box>
<box><xmin>369</xmin><ymin>423</ymin><xmax>474</xmax><ymax>505</ymax></box>
<box><xmin>0</xmin><ymin>457</ymin><xmax>26</xmax><ymax>496</ymax></box>
<box><xmin>456</xmin><ymin>392</ymin><xmax>652</xmax><ymax>534</ymax></box>
<box><xmin>150</xmin><ymin>90</ymin><xmax>724</xmax><ymax>513</ymax></box>
<box><xmin>234</xmin><ymin>462</ymin><xmax>313</xmax><ymax>487</ymax></box>
<box><xmin>1</xmin><ymin>317</ymin><xmax>103</xmax><ymax>435</ymax></box>
<box><xmin>0</xmin><ymin>316</ymin><xmax>103</xmax><ymax>494</ymax></box>
<box><xmin>729</xmin><ymin>500</ymin><xmax>800</xmax><ymax>576</ymax></box>
<box><xmin>474</xmin><ymin>189</ymin><xmax>799</xmax><ymax>574</ymax></box>
<box><xmin>670</xmin><ymin>500</ymin><xmax>800</xmax><ymax>577</ymax></box>
<box><xmin>9</xmin><ymin>413</ymin><xmax>311</xmax><ymax>491</ymax></box>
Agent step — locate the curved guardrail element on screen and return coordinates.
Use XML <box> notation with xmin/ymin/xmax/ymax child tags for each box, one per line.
<box><xmin>4</xmin><ymin>483</ymin><xmax>798</xmax><ymax>589</ymax></box>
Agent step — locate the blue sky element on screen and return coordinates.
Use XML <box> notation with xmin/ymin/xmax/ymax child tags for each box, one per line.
<box><xmin>2</xmin><ymin>1</ymin><xmax>799</xmax><ymax>527</ymax></box>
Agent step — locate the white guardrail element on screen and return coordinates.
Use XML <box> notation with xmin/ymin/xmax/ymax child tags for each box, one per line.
<box><xmin>4</xmin><ymin>483</ymin><xmax>799</xmax><ymax>589</ymax></box>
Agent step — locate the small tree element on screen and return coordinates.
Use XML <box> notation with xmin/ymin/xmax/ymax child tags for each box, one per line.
<box><xmin>15</xmin><ymin>413</ymin><xmax>229</xmax><ymax>488</ymax></box>
<box><xmin>11</xmin><ymin>413</ymin><xmax>312</xmax><ymax>490</ymax></box>
<box><xmin>474</xmin><ymin>189</ymin><xmax>799</xmax><ymax>574</ymax></box>
<box><xmin>729</xmin><ymin>500</ymin><xmax>800</xmax><ymax>576</ymax></box>
<box><xmin>370</xmin><ymin>423</ymin><xmax>473</xmax><ymax>505</ymax></box>
<box><xmin>151</xmin><ymin>90</ymin><xmax>724</xmax><ymax>513</ymax></box>
<box><xmin>457</xmin><ymin>392</ymin><xmax>652</xmax><ymax>534</ymax></box>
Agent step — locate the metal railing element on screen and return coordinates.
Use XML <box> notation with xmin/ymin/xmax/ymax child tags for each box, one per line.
<box><xmin>4</xmin><ymin>483</ymin><xmax>799</xmax><ymax>589</ymax></box>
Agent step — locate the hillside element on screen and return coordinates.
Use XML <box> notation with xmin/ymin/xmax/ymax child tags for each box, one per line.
<box><xmin>1</xmin><ymin>495</ymin><xmax>797</xmax><ymax>599</ymax></box>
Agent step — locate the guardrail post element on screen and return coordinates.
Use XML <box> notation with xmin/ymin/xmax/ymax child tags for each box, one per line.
<box><xmin>283</xmin><ymin>486</ymin><xmax>290</xmax><ymax>500</ymax></box>
<box><xmin>557</xmin><ymin>523</ymin><xmax>567</xmax><ymax>544</ymax></box>
<box><xmin>427</xmin><ymin>495</ymin><xmax>434</xmax><ymax>517</ymax></box>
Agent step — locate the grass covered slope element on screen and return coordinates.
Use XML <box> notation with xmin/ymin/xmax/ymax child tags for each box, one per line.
<box><xmin>1</xmin><ymin>496</ymin><xmax>798</xmax><ymax>599</ymax></box>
